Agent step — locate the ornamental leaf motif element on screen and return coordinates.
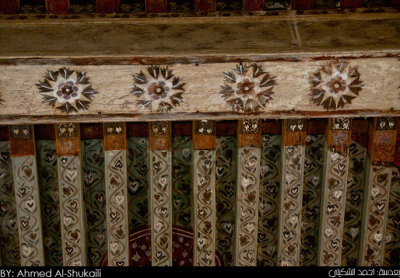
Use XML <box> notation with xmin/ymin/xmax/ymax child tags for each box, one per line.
<box><xmin>131</xmin><ymin>65</ymin><xmax>185</xmax><ymax>113</ymax></box>
<box><xmin>220</xmin><ymin>63</ymin><xmax>276</xmax><ymax>113</ymax></box>
<box><xmin>309</xmin><ymin>60</ymin><xmax>363</xmax><ymax>111</ymax></box>
<box><xmin>36</xmin><ymin>67</ymin><xmax>98</xmax><ymax>114</ymax></box>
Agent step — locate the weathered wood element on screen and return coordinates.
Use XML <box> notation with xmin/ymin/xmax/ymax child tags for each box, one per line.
<box><xmin>318</xmin><ymin>118</ymin><xmax>352</xmax><ymax>266</ymax></box>
<box><xmin>46</xmin><ymin>0</ymin><xmax>70</xmax><ymax>14</ymax></box>
<box><xmin>9</xmin><ymin>125</ymin><xmax>45</xmax><ymax>266</ymax></box>
<box><xmin>291</xmin><ymin>0</ymin><xmax>314</xmax><ymax>10</ymax></box>
<box><xmin>194</xmin><ymin>0</ymin><xmax>216</xmax><ymax>12</ymax></box>
<box><xmin>192</xmin><ymin>120</ymin><xmax>216</xmax><ymax>266</ymax></box>
<box><xmin>234</xmin><ymin>119</ymin><xmax>261</xmax><ymax>266</ymax></box>
<box><xmin>96</xmin><ymin>0</ymin><xmax>120</xmax><ymax>13</ymax></box>
<box><xmin>145</xmin><ymin>0</ymin><xmax>167</xmax><ymax>13</ymax></box>
<box><xmin>149</xmin><ymin>121</ymin><xmax>172</xmax><ymax>266</ymax></box>
<box><xmin>359</xmin><ymin>117</ymin><xmax>397</xmax><ymax>266</ymax></box>
<box><xmin>55</xmin><ymin>123</ymin><xmax>87</xmax><ymax>266</ymax></box>
<box><xmin>243</xmin><ymin>0</ymin><xmax>264</xmax><ymax>11</ymax></box>
<box><xmin>0</xmin><ymin>0</ymin><xmax>19</xmax><ymax>14</ymax></box>
<box><xmin>277</xmin><ymin>119</ymin><xmax>306</xmax><ymax>266</ymax></box>
<box><xmin>103</xmin><ymin>123</ymin><xmax>129</xmax><ymax>266</ymax></box>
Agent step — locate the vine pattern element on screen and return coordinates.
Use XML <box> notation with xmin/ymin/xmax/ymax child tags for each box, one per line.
<box><xmin>300</xmin><ymin>135</ymin><xmax>324</xmax><ymax>266</ymax></box>
<box><xmin>362</xmin><ymin>166</ymin><xmax>391</xmax><ymax>266</ymax></box>
<box><xmin>82</xmin><ymin>139</ymin><xmax>106</xmax><ymax>266</ymax></box>
<box><xmin>236</xmin><ymin>147</ymin><xmax>260</xmax><ymax>266</ymax></box>
<box><xmin>384</xmin><ymin>167</ymin><xmax>400</xmax><ymax>266</ymax></box>
<box><xmin>106</xmin><ymin>150</ymin><xmax>129</xmax><ymax>266</ymax></box>
<box><xmin>0</xmin><ymin>142</ymin><xmax>20</xmax><ymax>266</ymax></box>
<box><xmin>59</xmin><ymin>156</ymin><xmax>84</xmax><ymax>266</ymax></box>
<box><xmin>36</xmin><ymin>140</ymin><xmax>63</xmax><ymax>266</ymax></box>
<box><xmin>258</xmin><ymin>134</ymin><xmax>281</xmax><ymax>266</ymax></box>
<box><xmin>13</xmin><ymin>156</ymin><xmax>44</xmax><ymax>266</ymax></box>
<box><xmin>320</xmin><ymin>152</ymin><xmax>348</xmax><ymax>266</ymax></box>
<box><xmin>279</xmin><ymin>145</ymin><xmax>304</xmax><ymax>266</ymax></box>
<box><xmin>151</xmin><ymin>150</ymin><xmax>172</xmax><ymax>266</ymax></box>
<box><xmin>216</xmin><ymin>136</ymin><xmax>237</xmax><ymax>266</ymax></box>
<box><xmin>194</xmin><ymin>150</ymin><xmax>215</xmax><ymax>266</ymax></box>
<box><xmin>341</xmin><ymin>141</ymin><xmax>366</xmax><ymax>266</ymax></box>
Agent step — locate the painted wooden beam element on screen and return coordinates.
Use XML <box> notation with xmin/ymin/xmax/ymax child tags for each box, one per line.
<box><xmin>318</xmin><ymin>118</ymin><xmax>352</xmax><ymax>266</ymax></box>
<box><xmin>192</xmin><ymin>120</ymin><xmax>216</xmax><ymax>266</ymax></box>
<box><xmin>194</xmin><ymin>0</ymin><xmax>216</xmax><ymax>12</ymax></box>
<box><xmin>340</xmin><ymin>0</ymin><xmax>362</xmax><ymax>8</ymax></box>
<box><xmin>46</xmin><ymin>0</ymin><xmax>70</xmax><ymax>14</ymax></box>
<box><xmin>9</xmin><ymin>125</ymin><xmax>45</xmax><ymax>266</ymax></box>
<box><xmin>55</xmin><ymin>123</ymin><xmax>87</xmax><ymax>266</ymax></box>
<box><xmin>149</xmin><ymin>121</ymin><xmax>172</xmax><ymax>266</ymax></box>
<box><xmin>0</xmin><ymin>0</ymin><xmax>19</xmax><ymax>14</ymax></box>
<box><xmin>145</xmin><ymin>0</ymin><xmax>167</xmax><ymax>13</ymax></box>
<box><xmin>277</xmin><ymin>119</ymin><xmax>306</xmax><ymax>266</ymax></box>
<box><xmin>341</xmin><ymin>120</ymin><xmax>368</xmax><ymax>266</ymax></box>
<box><xmin>359</xmin><ymin>117</ymin><xmax>397</xmax><ymax>266</ymax></box>
<box><xmin>291</xmin><ymin>0</ymin><xmax>314</xmax><ymax>10</ymax></box>
<box><xmin>234</xmin><ymin>119</ymin><xmax>261</xmax><ymax>266</ymax></box>
<box><xmin>96</xmin><ymin>0</ymin><xmax>120</xmax><ymax>13</ymax></box>
<box><xmin>103</xmin><ymin>123</ymin><xmax>129</xmax><ymax>266</ymax></box>
<box><xmin>243</xmin><ymin>0</ymin><xmax>264</xmax><ymax>11</ymax></box>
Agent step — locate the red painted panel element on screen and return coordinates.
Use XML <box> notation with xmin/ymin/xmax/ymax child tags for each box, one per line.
<box><xmin>46</xmin><ymin>0</ymin><xmax>70</xmax><ymax>14</ymax></box>
<box><xmin>145</xmin><ymin>0</ymin><xmax>167</xmax><ymax>13</ymax></box>
<box><xmin>340</xmin><ymin>0</ymin><xmax>362</xmax><ymax>8</ymax></box>
<box><xmin>0</xmin><ymin>0</ymin><xmax>19</xmax><ymax>14</ymax></box>
<box><xmin>96</xmin><ymin>0</ymin><xmax>119</xmax><ymax>13</ymax></box>
<box><xmin>194</xmin><ymin>0</ymin><xmax>216</xmax><ymax>12</ymax></box>
<box><xmin>291</xmin><ymin>0</ymin><xmax>314</xmax><ymax>10</ymax></box>
<box><xmin>243</xmin><ymin>0</ymin><xmax>264</xmax><ymax>11</ymax></box>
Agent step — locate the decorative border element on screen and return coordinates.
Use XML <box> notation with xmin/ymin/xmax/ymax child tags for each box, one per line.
<box><xmin>258</xmin><ymin>134</ymin><xmax>281</xmax><ymax>266</ymax></box>
<box><xmin>150</xmin><ymin>150</ymin><xmax>172</xmax><ymax>266</ymax></box>
<box><xmin>105</xmin><ymin>150</ymin><xmax>129</xmax><ymax>266</ymax></box>
<box><xmin>82</xmin><ymin>139</ymin><xmax>107</xmax><ymax>266</ymax></box>
<box><xmin>235</xmin><ymin>146</ymin><xmax>260</xmax><ymax>266</ymax></box>
<box><xmin>58</xmin><ymin>155</ymin><xmax>86</xmax><ymax>266</ymax></box>
<box><xmin>12</xmin><ymin>156</ymin><xmax>44</xmax><ymax>266</ymax></box>
<box><xmin>318</xmin><ymin>151</ymin><xmax>349</xmax><ymax>266</ymax></box>
<box><xmin>300</xmin><ymin>135</ymin><xmax>324</xmax><ymax>266</ymax></box>
<box><xmin>341</xmin><ymin>141</ymin><xmax>366</xmax><ymax>266</ymax></box>
<box><xmin>0</xmin><ymin>142</ymin><xmax>20</xmax><ymax>266</ymax></box>
<box><xmin>278</xmin><ymin>145</ymin><xmax>305</xmax><ymax>266</ymax></box>
<box><xmin>193</xmin><ymin>149</ymin><xmax>216</xmax><ymax>266</ymax></box>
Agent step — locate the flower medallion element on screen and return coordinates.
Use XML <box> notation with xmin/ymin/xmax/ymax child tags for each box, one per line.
<box><xmin>220</xmin><ymin>63</ymin><xmax>276</xmax><ymax>113</ymax></box>
<box><xmin>36</xmin><ymin>67</ymin><xmax>98</xmax><ymax>114</ymax></box>
<box><xmin>309</xmin><ymin>60</ymin><xmax>363</xmax><ymax>110</ymax></box>
<box><xmin>131</xmin><ymin>66</ymin><xmax>185</xmax><ymax>112</ymax></box>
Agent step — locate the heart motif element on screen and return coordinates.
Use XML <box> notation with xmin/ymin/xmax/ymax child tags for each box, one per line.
<box><xmin>95</xmin><ymin>193</ymin><xmax>104</xmax><ymax>204</ymax></box>
<box><xmin>110</xmin><ymin>242</ymin><xmax>119</xmax><ymax>253</ymax></box>
<box><xmin>24</xmin><ymin>168</ymin><xmax>32</xmax><ymax>178</ymax></box>
<box><xmin>338</xmin><ymin>163</ymin><xmax>346</xmax><ymax>173</ymax></box>
<box><xmin>371</xmin><ymin>188</ymin><xmax>380</xmax><ymax>198</ymax></box>
<box><xmin>66</xmin><ymin>246</ymin><xmax>74</xmax><ymax>255</ymax></box>
<box><xmin>110</xmin><ymin>212</ymin><xmax>118</xmax><ymax>220</ymax></box>
<box><xmin>18</xmin><ymin>188</ymin><xmax>26</xmax><ymax>196</ymax></box>
<box><xmin>245</xmin><ymin>223</ymin><xmax>255</xmax><ymax>233</ymax></box>
<box><xmin>289</xmin><ymin>216</ymin><xmax>298</xmax><ymax>225</ymax></box>
<box><xmin>327</xmin><ymin>205</ymin><xmax>336</xmax><ymax>214</ymax></box>
<box><xmin>155</xmin><ymin>222</ymin><xmax>164</xmax><ymax>233</ymax></box>
<box><xmin>70</xmin><ymin>200</ymin><xmax>78</xmax><ymax>210</ymax></box>
<box><xmin>97</xmin><ymin>234</ymin><xmax>105</xmax><ymax>243</ymax></box>
<box><xmin>22</xmin><ymin>245</ymin><xmax>33</xmax><ymax>257</ymax></box>
<box><xmin>114</xmin><ymin>160</ymin><xmax>123</xmax><ymax>168</ymax></box>
<box><xmin>331</xmin><ymin>152</ymin><xmax>339</xmax><ymax>161</ymax></box>
<box><xmin>330</xmin><ymin>240</ymin><xmax>338</xmax><ymax>249</ymax></box>
<box><xmin>224</xmin><ymin>223</ymin><xmax>233</xmax><ymax>235</ymax></box>
<box><xmin>115</xmin><ymin>126</ymin><xmax>122</xmax><ymax>133</ymax></box>
<box><xmin>116</xmin><ymin>261</ymin><xmax>125</xmax><ymax>266</ymax></box>
<box><xmin>325</xmin><ymin>229</ymin><xmax>333</xmax><ymax>237</ymax></box>
<box><xmin>116</xmin><ymin>195</ymin><xmax>125</xmax><ymax>205</ymax></box>
<box><xmin>312</xmin><ymin>176</ymin><xmax>320</xmax><ymax>186</ymax></box>
<box><xmin>25</xmin><ymin>200</ymin><xmax>35</xmax><ymax>212</ymax></box>
<box><xmin>290</xmin><ymin>187</ymin><xmax>298</xmax><ymax>196</ymax></box>
<box><xmin>70</xmin><ymin>230</ymin><xmax>79</xmax><ymax>241</ymax></box>
<box><xmin>64</xmin><ymin>216</ymin><xmax>74</xmax><ymax>227</ymax></box>
<box><xmin>155</xmin><ymin>251</ymin><xmax>163</xmax><ymax>259</ymax></box>
<box><xmin>374</xmin><ymin>232</ymin><xmax>382</xmax><ymax>242</ymax></box>
<box><xmin>376</xmin><ymin>202</ymin><xmax>385</xmax><ymax>212</ymax></box>
<box><xmin>283</xmin><ymin>231</ymin><xmax>291</xmax><ymax>239</ymax></box>
<box><xmin>20</xmin><ymin>219</ymin><xmax>29</xmax><ymax>229</ymax></box>
<box><xmin>130</xmin><ymin>181</ymin><xmax>139</xmax><ymax>193</ymax></box>
<box><xmin>198</xmin><ymin>238</ymin><xmax>207</xmax><ymax>249</ymax></box>
<box><xmin>66</xmin><ymin>170</ymin><xmax>77</xmax><ymax>181</ymax></box>
<box><xmin>332</xmin><ymin>190</ymin><xmax>342</xmax><ymax>200</ymax></box>
<box><xmin>350</xmin><ymin>227</ymin><xmax>359</xmax><ymax>239</ymax></box>
<box><xmin>0</xmin><ymin>203</ymin><xmax>7</xmax><ymax>214</ymax></box>
<box><xmin>217</xmin><ymin>167</ymin><xmax>224</xmax><ymax>177</ymax></box>
<box><xmin>158</xmin><ymin>177</ymin><xmax>167</xmax><ymax>189</ymax></box>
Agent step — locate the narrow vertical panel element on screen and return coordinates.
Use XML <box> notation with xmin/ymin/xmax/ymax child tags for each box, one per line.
<box><xmin>46</xmin><ymin>0</ymin><xmax>70</xmax><ymax>14</ymax></box>
<box><xmin>0</xmin><ymin>0</ymin><xmax>19</xmax><ymax>14</ymax></box>
<box><xmin>82</xmin><ymin>139</ymin><xmax>106</xmax><ymax>266</ymax></box>
<box><xmin>0</xmin><ymin>141</ymin><xmax>21</xmax><ymax>266</ymax></box>
<box><xmin>341</xmin><ymin>140</ymin><xmax>367</xmax><ymax>266</ymax></box>
<box><xmin>360</xmin><ymin>117</ymin><xmax>397</xmax><ymax>266</ymax></box>
<box><xmin>145</xmin><ymin>0</ymin><xmax>167</xmax><ymax>12</ymax></box>
<box><xmin>384</xmin><ymin>166</ymin><xmax>400</xmax><ymax>266</ymax></box>
<box><xmin>216</xmin><ymin>136</ymin><xmax>237</xmax><ymax>266</ymax></box>
<box><xmin>243</xmin><ymin>0</ymin><xmax>264</xmax><ymax>10</ymax></box>
<box><xmin>194</xmin><ymin>0</ymin><xmax>216</xmax><ymax>12</ymax></box>
<box><xmin>193</xmin><ymin>120</ymin><xmax>216</xmax><ymax>266</ymax></box>
<box><xmin>235</xmin><ymin>120</ymin><xmax>261</xmax><ymax>266</ymax></box>
<box><xmin>9</xmin><ymin>125</ymin><xmax>45</xmax><ymax>266</ymax></box>
<box><xmin>300</xmin><ymin>134</ymin><xmax>324</xmax><ymax>266</ymax></box>
<box><xmin>291</xmin><ymin>0</ymin><xmax>314</xmax><ymax>9</ymax></box>
<box><xmin>55</xmin><ymin>123</ymin><xmax>87</xmax><ymax>266</ymax></box>
<box><xmin>103</xmin><ymin>123</ymin><xmax>129</xmax><ymax>266</ymax></box>
<box><xmin>278</xmin><ymin>119</ymin><xmax>306</xmax><ymax>266</ymax></box>
<box><xmin>36</xmin><ymin>140</ymin><xmax>63</xmax><ymax>266</ymax></box>
<box><xmin>149</xmin><ymin>122</ymin><xmax>172</xmax><ymax>266</ymax></box>
<box><xmin>258</xmin><ymin>134</ymin><xmax>281</xmax><ymax>266</ymax></box>
<box><xmin>318</xmin><ymin>118</ymin><xmax>352</xmax><ymax>266</ymax></box>
<box><xmin>96</xmin><ymin>0</ymin><xmax>119</xmax><ymax>13</ymax></box>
